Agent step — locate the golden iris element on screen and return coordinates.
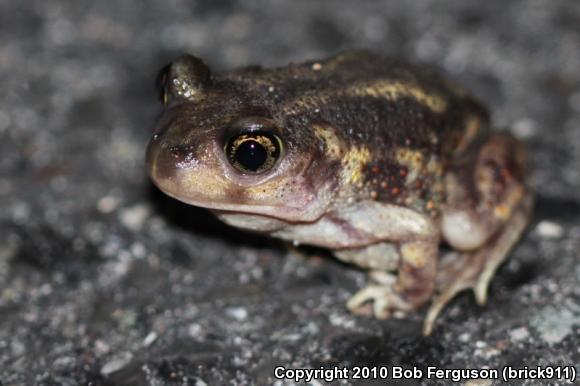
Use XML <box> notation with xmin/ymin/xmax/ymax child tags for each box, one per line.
<box><xmin>225</xmin><ymin>132</ymin><xmax>282</xmax><ymax>173</ymax></box>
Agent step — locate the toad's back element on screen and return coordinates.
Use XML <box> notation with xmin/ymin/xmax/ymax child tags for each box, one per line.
<box><xmin>224</xmin><ymin>51</ymin><xmax>490</xmax><ymax>161</ymax></box>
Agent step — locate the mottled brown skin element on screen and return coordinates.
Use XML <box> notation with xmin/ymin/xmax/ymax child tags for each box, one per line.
<box><xmin>146</xmin><ymin>51</ymin><xmax>532</xmax><ymax>335</ymax></box>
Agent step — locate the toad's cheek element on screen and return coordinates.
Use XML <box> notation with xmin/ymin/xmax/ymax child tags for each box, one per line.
<box><xmin>154</xmin><ymin>169</ymin><xmax>327</xmax><ymax>222</ymax></box>
<box><xmin>146</xmin><ymin>141</ymin><xmax>329</xmax><ymax>223</ymax></box>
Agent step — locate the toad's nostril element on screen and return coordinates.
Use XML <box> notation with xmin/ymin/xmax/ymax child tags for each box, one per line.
<box><xmin>168</xmin><ymin>145</ymin><xmax>194</xmax><ymax>160</ymax></box>
<box><xmin>169</xmin><ymin>146</ymin><xmax>181</xmax><ymax>159</ymax></box>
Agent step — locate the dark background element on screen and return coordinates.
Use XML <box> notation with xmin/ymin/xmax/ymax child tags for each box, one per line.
<box><xmin>1</xmin><ymin>1</ymin><xmax>579</xmax><ymax>385</ymax></box>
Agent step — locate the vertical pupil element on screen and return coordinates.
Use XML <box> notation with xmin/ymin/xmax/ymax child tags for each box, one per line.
<box><xmin>235</xmin><ymin>139</ymin><xmax>268</xmax><ymax>171</ymax></box>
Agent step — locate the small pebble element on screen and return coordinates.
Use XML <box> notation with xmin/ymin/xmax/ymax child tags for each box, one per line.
<box><xmin>143</xmin><ymin>331</ymin><xmax>158</xmax><ymax>347</ymax></box>
<box><xmin>97</xmin><ymin>195</ymin><xmax>120</xmax><ymax>213</ymax></box>
<box><xmin>100</xmin><ymin>353</ymin><xmax>133</xmax><ymax>376</ymax></box>
<box><xmin>226</xmin><ymin>306</ymin><xmax>248</xmax><ymax>321</ymax></box>
<box><xmin>535</xmin><ymin>221</ymin><xmax>564</xmax><ymax>239</ymax></box>
<box><xmin>119</xmin><ymin>204</ymin><xmax>150</xmax><ymax>231</ymax></box>
<box><xmin>508</xmin><ymin>326</ymin><xmax>530</xmax><ymax>342</ymax></box>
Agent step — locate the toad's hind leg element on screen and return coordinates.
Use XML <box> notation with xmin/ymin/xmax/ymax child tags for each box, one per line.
<box><xmin>425</xmin><ymin>132</ymin><xmax>532</xmax><ymax>335</ymax></box>
<box><xmin>425</xmin><ymin>197</ymin><xmax>531</xmax><ymax>334</ymax></box>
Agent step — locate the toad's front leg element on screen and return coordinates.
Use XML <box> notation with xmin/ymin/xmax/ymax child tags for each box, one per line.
<box><xmin>344</xmin><ymin>239</ymin><xmax>438</xmax><ymax>321</ymax></box>
<box><xmin>332</xmin><ymin>202</ymin><xmax>439</xmax><ymax>324</ymax></box>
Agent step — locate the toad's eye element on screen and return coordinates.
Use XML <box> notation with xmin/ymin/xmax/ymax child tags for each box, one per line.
<box><xmin>225</xmin><ymin>131</ymin><xmax>283</xmax><ymax>174</ymax></box>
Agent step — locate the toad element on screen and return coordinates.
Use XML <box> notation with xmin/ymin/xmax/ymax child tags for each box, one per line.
<box><xmin>146</xmin><ymin>51</ymin><xmax>531</xmax><ymax>334</ymax></box>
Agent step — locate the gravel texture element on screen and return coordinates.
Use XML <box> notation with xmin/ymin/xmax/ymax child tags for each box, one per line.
<box><xmin>1</xmin><ymin>1</ymin><xmax>579</xmax><ymax>385</ymax></box>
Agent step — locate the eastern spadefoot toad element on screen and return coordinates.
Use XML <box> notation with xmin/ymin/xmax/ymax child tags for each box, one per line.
<box><xmin>146</xmin><ymin>51</ymin><xmax>532</xmax><ymax>335</ymax></box>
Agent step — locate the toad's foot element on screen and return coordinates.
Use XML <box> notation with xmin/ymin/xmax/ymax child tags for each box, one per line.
<box><xmin>345</xmin><ymin>239</ymin><xmax>438</xmax><ymax>324</ymax></box>
<box><xmin>347</xmin><ymin>285</ymin><xmax>414</xmax><ymax>319</ymax></box>
<box><xmin>347</xmin><ymin>271</ymin><xmax>413</xmax><ymax>319</ymax></box>
<box><xmin>424</xmin><ymin>196</ymin><xmax>532</xmax><ymax>335</ymax></box>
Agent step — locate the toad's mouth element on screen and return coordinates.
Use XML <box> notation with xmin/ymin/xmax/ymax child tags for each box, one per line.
<box><xmin>211</xmin><ymin>210</ymin><xmax>291</xmax><ymax>233</ymax></box>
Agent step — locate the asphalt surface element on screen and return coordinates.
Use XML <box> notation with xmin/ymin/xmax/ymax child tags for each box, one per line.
<box><xmin>0</xmin><ymin>1</ymin><xmax>579</xmax><ymax>385</ymax></box>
